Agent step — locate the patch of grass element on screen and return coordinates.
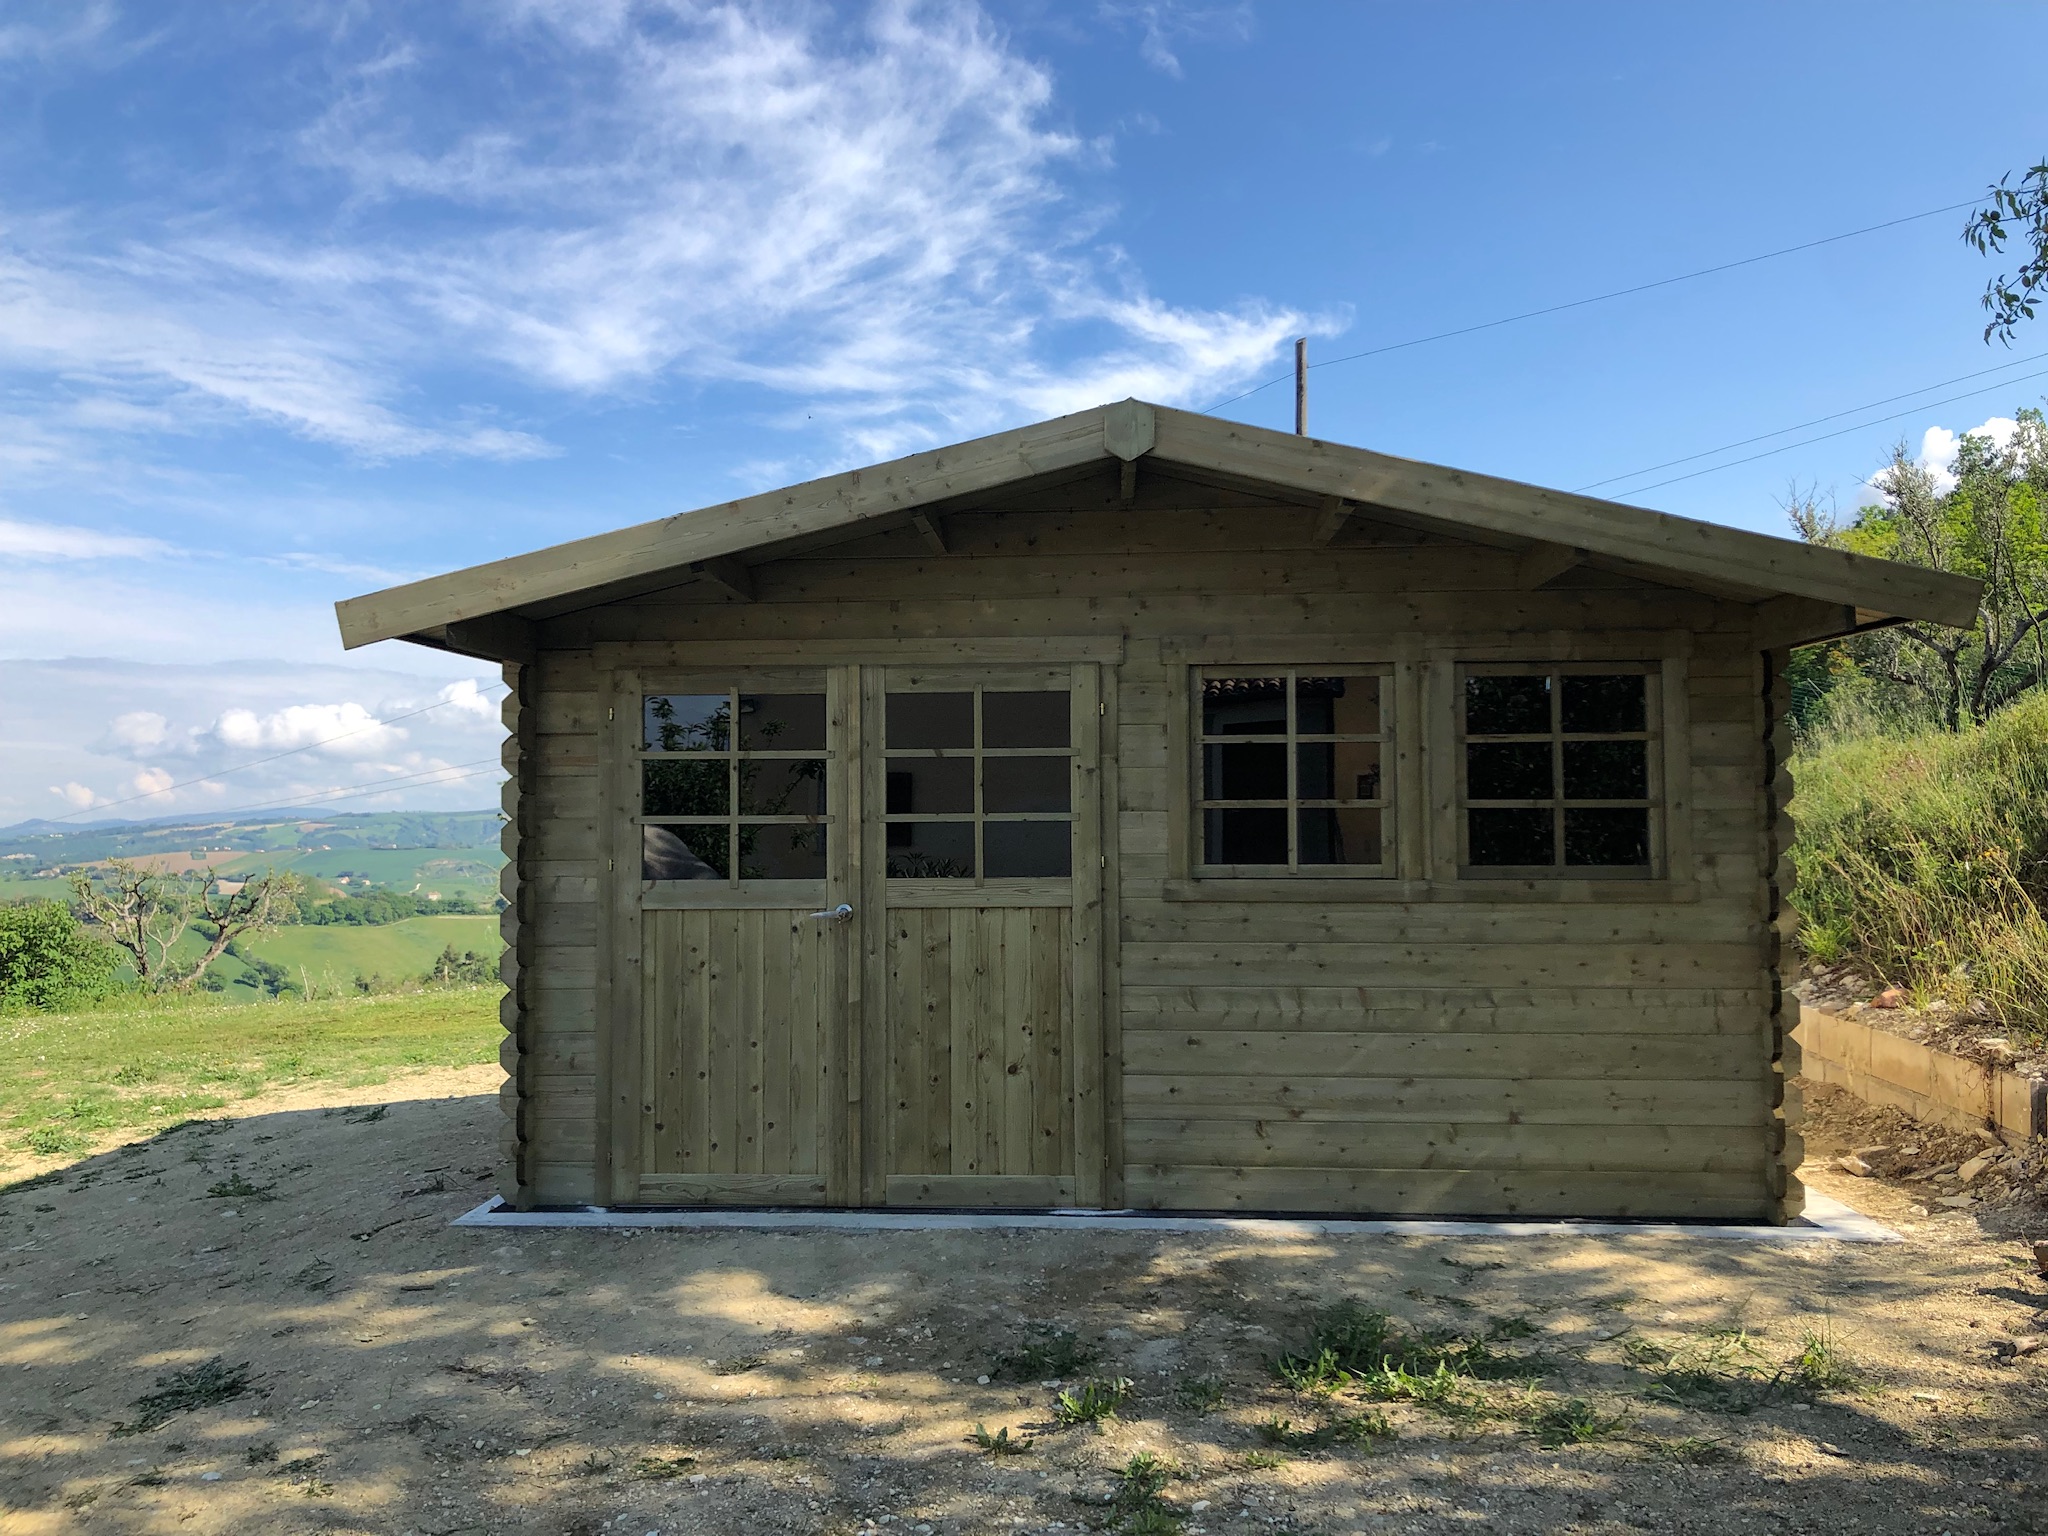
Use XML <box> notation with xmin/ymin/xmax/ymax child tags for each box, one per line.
<box><xmin>244</xmin><ymin>1441</ymin><xmax>278</xmax><ymax>1465</ymax></box>
<box><xmin>1173</xmin><ymin>1373</ymin><xmax>1229</xmax><ymax>1413</ymax></box>
<box><xmin>630</xmin><ymin>1453</ymin><xmax>698</xmax><ymax>1480</ymax></box>
<box><xmin>1622</xmin><ymin>1329</ymin><xmax>1786</xmax><ymax>1415</ymax></box>
<box><xmin>1485</xmin><ymin>1314</ymin><xmax>1539</xmax><ymax>1341</ymax></box>
<box><xmin>1790</xmin><ymin>1325</ymin><xmax>1863</xmax><ymax>1392</ymax></box>
<box><xmin>1650</xmin><ymin>1434</ymin><xmax>1736</xmax><ymax>1464</ymax></box>
<box><xmin>205</xmin><ymin>1172</ymin><xmax>276</xmax><ymax>1201</ymax></box>
<box><xmin>113</xmin><ymin>1356</ymin><xmax>253</xmax><ymax>1435</ymax></box>
<box><xmin>1053</xmin><ymin>1376</ymin><xmax>1134</xmax><ymax>1426</ymax></box>
<box><xmin>1257</xmin><ymin>1411</ymin><xmax>1394</xmax><ymax>1452</ymax></box>
<box><xmin>969</xmin><ymin>1422</ymin><xmax>1035</xmax><ymax>1455</ymax></box>
<box><xmin>992</xmin><ymin>1324</ymin><xmax>1097</xmax><ymax>1382</ymax></box>
<box><xmin>1528</xmin><ymin>1396</ymin><xmax>1629</xmax><ymax>1447</ymax></box>
<box><xmin>23</xmin><ymin>1125</ymin><xmax>85</xmax><ymax>1157</ymax></box>
<box><xmin>712</xmin><ymin>1353</ymin><xmax>766</xmax><ymax>1376</ymax></box>
<box><xmin>1272</xmin><ymin>1299</ymin><xmax>1546</xmax><ymax>1418</ymax></box>
<box><xmin>1113</xmin><ymin>1452</ymin><xmax>1180</xmax><ymax>1534</ymax></box>
<box><xmin>1273</xmin><ymin>1346</ymin><xmax>1350</xmax><ymax>1397</ymax></box>
<box><xmin>1241</xmin><ymin>1449</ymin><xmax>1285</xmax><ymax>1470</ymax></box>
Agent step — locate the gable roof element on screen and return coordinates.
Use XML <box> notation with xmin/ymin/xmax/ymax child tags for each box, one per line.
<box><xmin>334</xmin><ymin>399</ymin><xmax>1982</xmax><ymax>654</ymax></box>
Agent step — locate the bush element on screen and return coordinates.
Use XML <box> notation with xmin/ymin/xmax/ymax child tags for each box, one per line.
<box><xmin>0</xmin><ymin>901</ymin><xmax>123</xmax><ymax>1011</ymax></box>
<box><xmin>1790</xmin><ymin>690</ymin><xmax>2048</xmax><ymax>1041</ymax></box>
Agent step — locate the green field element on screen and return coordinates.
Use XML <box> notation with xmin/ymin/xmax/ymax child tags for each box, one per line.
<box><xmin>235</xmin><ymin>914</ymin><xmax>502</xmax><ymax>992</ymax></box>
<box><xmin>1</xmin><ymin>987</ymin><xmax>501</xmax><ymax>1161</ymax></box>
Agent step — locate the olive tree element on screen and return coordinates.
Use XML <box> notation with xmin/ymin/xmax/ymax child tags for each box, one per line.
<box><xmin>70</xmin><ymin>861</ymin><xmax>304</xmax><ymax>992</ymax></box>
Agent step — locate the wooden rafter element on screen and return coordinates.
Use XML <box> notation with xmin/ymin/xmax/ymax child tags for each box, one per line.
<box><xmin>690</xmin><ymin>555</ymin><xmax>755</xmax><ymax>603</ymax></box>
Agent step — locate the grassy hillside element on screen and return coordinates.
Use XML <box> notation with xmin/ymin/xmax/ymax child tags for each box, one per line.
<box><xmin>236</xmin><ymin>915</ymin><xmax>502</xmax><ymax>994</ymax></box>
<box><xmin>1790</xmin><ymin>689</ymin><xmax>2048</xmax><ymax>1042</ymax></box>
<box><xmin>2</xmin><ymin>987</ymin><xmax>500</xmax><ymax>1159</ymax></box>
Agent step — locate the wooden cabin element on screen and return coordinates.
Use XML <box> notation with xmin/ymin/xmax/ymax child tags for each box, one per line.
<box><xmin>336</xmin><ymin>401</ymin><xmax>1979</xmax><ymax>1222</ymax></box>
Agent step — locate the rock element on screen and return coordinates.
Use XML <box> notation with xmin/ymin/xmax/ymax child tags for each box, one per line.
<box><xmin>1850</xmin><ymin>1145</ymin><xmax>1892</xmax><ymax>1160</ymax></box>
<box><xmin>1957</xmin><ymin>1155</ymin><xmax>1994</xmax><ymax>1185</ymax></box>
<box><xmin>1834</xmin><ymin>1156</ymin><xmax>1874</xmax><ymax>1178</ymax></box>
<box><xmin>1934</xmin><ymin>1194</ymin><xmax>1975</xmax><ymax>1208</ymax></box>
<box><xmin>2035</xmin><ymin>1240</ymin><xmax>2048</xmax><ymax>1277</ymax></box>
<box><xmin>2014</xmin><ymin>1337</ymin><xmax>2042</xmax><ymax>1357</ymax></box>
<box><xmin>1871</xmin><ymin>987</ymin><xmax>1907</xmax><ymax>1009</ymax></box>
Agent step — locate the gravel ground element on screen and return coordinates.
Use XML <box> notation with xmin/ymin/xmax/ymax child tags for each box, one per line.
<box><xmin>2</xmin><ymin>1067</ymin><xmax>2045</xmax><ymax>1536</ymax></box>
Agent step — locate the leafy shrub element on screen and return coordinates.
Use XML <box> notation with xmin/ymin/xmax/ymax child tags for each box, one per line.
<box><xmin>0</xmin><ymin>902</ymin><xmax>122</xmax><ymax>1012</ymax></box>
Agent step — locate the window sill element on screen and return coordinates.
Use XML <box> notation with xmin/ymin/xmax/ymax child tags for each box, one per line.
<box><xmin>1161</xmin><ymin>877</ymin><xmax>1699</xmax><ymax>904</ymax></box>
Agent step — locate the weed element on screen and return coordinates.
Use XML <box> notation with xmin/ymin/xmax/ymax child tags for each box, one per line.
<box><xmin>1651</xmin><ymin>1434</ymin><xmax>1736</xmax><ymax>1464</ymax></box>
<box><xmin>1353</xmin><ymin>1359</ymin><xmax>1468</xmax><ymax>1409</ymax></box>
<box><xmin>575</xmin><ymin>1453</ymin><xmax>614</xmax><ymax>1477</ymax></box>
<box><xmin>712</xmin><ymin>1354</ymin><xmax>766</xmax><ymax>1376</ymax></box>
<box><xmin>114</xmin><ymin>1357</ymin><xmax>253</xmax><ymax>1435</ymax></box>
<box><xmin>1256</xmin><ymin>1411</ymin><xmax>1394</xmax><ymax>1452</ymax></box>
<box><xmin>1790</xmin><ymin>1325</ymin><xmax>1862</xmax><ymax>1392</ymax></box>
<box><xmin>1113</xmin><ymin>1452</ymin><xmax>1179</xmax><ymax>1533</ymax></box>
<box><xmin>992</xmin><ymin>1324</ymin><xmax>1097</xmax><ymax>1382</ymax></box>
<box><xmin>1625</xmin><ymin>1329</ymin><xmax>1786</xmax><ymax>1415</ymax></box>
<box><xmin>631</xmin><ymin>1454</ymin><xmax>699</xmax><ymax>1480</ymax></box>
<box><xmin>1273</xmin><ymin>1346</ymin><xmax>1350</xmax><ymax>1397</ymax></box>
<box><xmin>1054</xmin><ymin>1376</ymin><xmax>1134</xmax><ymax>1427</ymax></box>
<box><xmin>25</xmin><ymin>1125</ymin><xmax>85</xmax><ymax>1157</ymax></box>
<box><xmin>1273</xmin><ymin>1299</ymin><xmax>1545</xmax><ymax>1407</ymax></box>
<box><xmin>1529</xmin><ymin>1396</ymin><xmax>1628</xmax><ymax>1447</ymax></box>
<box><xmin>130</xmin><ymin>1471</ymin><xmax>169</xmax><ymax>1488</ymax></box>
<box><xmin>970</xmin><ymin>1423</ymin><xmax>1035</xmax><ymax>1455</ymax></box>
<box><xmin>245</xmin><ymin>1441</ymin><xmax>278</xmax><ymax>1465</ymax></box>
<box><xmin>1241</xmin><ymin>1449</ymin><xmax>1285</xmax><ymax>1470</ymax></box>
<box><xmin>1485</xmin><ymin>1314</ymin><xmax>1539</xmax><ymax>1341</ymax></box>
<box><xmin>204</xmin><ymin>1172</ymin><xmax>276</xmax><ymax>1202</ymax></box>
<box><xmin>1174</xmin><ymin>1373</ymin><xmax>1229</xmax><ymax>1413</ymax></box>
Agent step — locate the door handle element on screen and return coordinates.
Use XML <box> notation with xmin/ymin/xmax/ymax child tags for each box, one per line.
<box><xmin>808</xmin><ymin>903</ymin><xmax>854</xmax><ymax>922</ymax></box>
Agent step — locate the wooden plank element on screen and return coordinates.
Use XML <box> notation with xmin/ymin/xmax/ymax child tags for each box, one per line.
<box><xmin>883</xmin><ymin>1174</ymin><xmax>1077</xmax><ymax>1208</ymax></box>
<box><xmin>1516</xmin><ymin>541</ymin><xmax>1584</xmax><ymax>589</ymax></box>
<box><xmin>681</xmin><ymin>909</ymin><xmax>711</xmax><ymax>1173</ymax></box>
<box><xmin>885</xmin><ymin>909</ymin><xmax>923</xmax><ymax>1176</ymax></box>
<box><xmin>856</xmin><ymin>663</ymin><xmax>886</xmax><ymax>1205</ymax></box>
<box><xmin>1118</xmin><ymin>985</ymin><xmax>1765</xmax><ymax>1035</ymax></box>
<box><xmin>1124</xmin><ymin>1119</ymin><xmax>1769</xmax><ymax>1173</ymax></box>
<box><xmin>1310</xmin><ymin>497</ymin><xmax>1351</xmax><ymax>545</ymax></box>
<box><xmin>636</xmin><ymin>1173</ymin><xmax>830</xmax><ymax>1204</ymax></box>
<box><xmin>759</xmin><ymin>911</ymin><xmax>794</xmax><ymax>1174</ymax></box>
<box><xmin>911</xmin><ymin>511</ymin><xmax>949</xmax><ymax>555</ymax></box>
<box><xmin>689</xmin><ymin>555</ymin><xmax>755</xmax><ymax>602</ymax></box>
<box><xmin>976</xmin><ymin>908</ymin><xmax>1006</xmax><ymax>1178</ymax></box>
<box><xmin>948</xmin><ymin>908</ymin><xmax>978</xmax><ymax>1175</ymax></box>
<box><xmin>644</xmin><ymin>910</ymin><xmax>683</xmax><ymax>1177</ymax></box>
<box><xmin>600</xmin><ymin>665</ymin><xmax>638</xmax><ymax>1204</ymax></box>
<box><xmin>827</xmin><ymin>661</ymin><xmax>860</xmax><ymax>1207</ymax></box>
<box><xmin>1123</xmin><ymin>1165</ymin><xmax>1773</xmax><ymax>1219</ymax></box>
<box><xmin>1127</xmin><ymin>1073</ymin><xmax>1768</xmax><ymax>1126</ymax></box>
<box><xmin>705</xmin><ymin>913</ymin><xmax>740</xmax><ymax>1174</ymax></box>
<box><xmin>1070</xmin><ymin>659</ymin><xmax>1105</xmax><ymax>1204</ymax></box>
<box><xmin>1120</xmin><ymin>942</ymin><xmax>1762</xmax><ymax>989</ymax></box>
<box><xmin>790</xmin><ymin>912</ymin><xmax>823</xmax><ymax>1176</ymax></box>
<box><xmin>1099</xmin><ymin>659</ymin><xmax>1126</xmax><ymax>1209</ymax></box>
<box><xmin>1002</xmin><ymin>907</ymin><xmax>1035</xmax><ymax>1176</ymax></box>
<box><xmin>1116</xmin><ymin>904</ymin><xmax>1759</xmax><ymax>945</ymax></box>
<box><xmin>737</xmin><ymin>909</ymin><xmax>766</xmax><ymax>1174</ymax></box>
<box><xmin>1122</xmin><ymin>1030</ymin><xmax>1761</xmax><ymax>1081</ymax></box>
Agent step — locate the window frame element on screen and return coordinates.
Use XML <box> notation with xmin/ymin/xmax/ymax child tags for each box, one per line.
<box><xmin>1454</xmin><ymin>661</ymin><xmax>1663</xmax><ymax>881</ymax></box>
<box><xmin>1189</xmin><ymin>664</ymin><xmax>1397</xmax><ymax>880</ymax></box>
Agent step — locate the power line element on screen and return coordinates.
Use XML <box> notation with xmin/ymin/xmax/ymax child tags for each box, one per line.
<box><xmin>175</xmin><ymin>757</ymin><xmax>506</xmax><ymax>824</ymax></box>
<box><xmin>1576</xmin><ymin>351</ymin><xmax>2048</xmax><ymax>492</ymax></box>
<box><xmin>1203</xmin><ymin>196</ymin><xmax>1984</xmax><ymax>414</ymax></box>
<box><xmin>53</xmin><ymin>682</ymin><xmax>508</xmax><ymax>823</ymax></box>
<box><xmin>1596</xmin><ymin>366</ymin><xmax>2048</xmax><ymax>497</ymax></box>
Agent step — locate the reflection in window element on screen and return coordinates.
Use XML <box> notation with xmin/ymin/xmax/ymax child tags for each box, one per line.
<box><xmin>1195</xmin><ymin>670</ymin><xmax>1391</xmax><ymax>874</ymax></box>
<box><xmin>640</xmin><ymin>688</ymin><xmax>830</xmax><ymax>882</ymax></box>
<box><xmin>1462</xmin><ymin>668</ymin><xmax>1653</xmax><ymax>872</ymax></box>
<box><xmin>883</xmin><ymin>687</ymin><xmax>1073</xmax><ymax>880</ymax></box>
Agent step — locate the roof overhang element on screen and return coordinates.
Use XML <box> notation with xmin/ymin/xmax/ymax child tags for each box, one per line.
<box><xmin>336</xmin><ymin>400</ymin><xmax>1982</xmax><ymax>658</ymax></box>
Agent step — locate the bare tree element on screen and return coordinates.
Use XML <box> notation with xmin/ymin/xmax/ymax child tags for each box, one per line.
<box><xmin>70</xmin><ymin>860</ymin><xmax>304</xmax><ymax>992</ymax></box>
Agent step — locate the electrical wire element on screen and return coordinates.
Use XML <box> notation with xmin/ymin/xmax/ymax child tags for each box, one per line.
<box><xmin>178</xmin><ymin>757</ymin><xmax>506</xmax><ymax>823</ymax></box>
<box><xmin>1203</xmin><ymin>196</ymin><xmax>1985</xmax><ymax>414</ymax></box>
<box><xmin>1577</xmin><ymin>351</ymin><xmax>2048</xmax><ymax>492</ymax></box>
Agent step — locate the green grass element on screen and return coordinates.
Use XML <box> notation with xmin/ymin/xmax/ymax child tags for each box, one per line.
<box><xmin>1</xmin><ymin>986</ymin><xmax>501</xmax><ymax>1160</ymax></box>
<box><xmin>242</xmin><ymin>915</ymin><xmax>501</xmax><ymax>992</ymax></box>
<box><xmin>1790</xmin><ymin>690</ymin><xmax>2048</xmax><ymax>1042</ymax></box>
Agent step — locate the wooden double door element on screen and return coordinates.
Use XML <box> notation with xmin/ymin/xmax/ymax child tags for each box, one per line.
<box><xmin>608</xmin><ymin>662</ymin><xmax>1105</xmax><ymax>1208</ymax></box>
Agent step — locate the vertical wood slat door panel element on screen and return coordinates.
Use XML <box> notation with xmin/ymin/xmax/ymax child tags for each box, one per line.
<box><xmin>636</xmin><ymin>906</ymin><xmax>833</xmax><ymax>1203</ymax></box>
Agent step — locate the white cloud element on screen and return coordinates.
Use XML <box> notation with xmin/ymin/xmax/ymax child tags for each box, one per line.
<box><xmin>1880</xmin><ymin>415</ymin><xmax>2022</xmax><ymax>496</ymax></box>
<box><xmin>436</xmin><ymin>678</ymin><xmax>500</xmax><ymax>720</ymax></box>
<box><xmin>106</xmin><ymin>711</ymin><xmax>169</xmax><ymax>750</ymax></box>
<box><xmin>1100</xmin><ymin>2</ymin><xmax>1254</xmax><ymax>78</ymax></box>
<box><xmin>50</xmin><ymin>781</ymin><xmax>105</xmax><ymax>810</ymax></box>
<box><xmin>128</xmin><ymin>766</ymin><xmax>175</xmax><ymax>802</ymax></box>
<box><xmin>0</xmin><ymin>517</ymin><xmax>173</xmax><ymax>561</ymax></box>
<box><xmin>210</xmin><ymin>702</ymin><xmax>406</xmax><ymax>758</ymax></box>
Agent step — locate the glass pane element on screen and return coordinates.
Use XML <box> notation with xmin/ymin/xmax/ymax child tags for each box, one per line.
<box><xmin>738</xmin><ymin>693</ymin><xmax>826</xmax><ymax>751</ymax></box>
<box><xmin>739</xmin><ymin>758</ymin><xmax>826</xmax><ymax>816</ymax></box>
<box><xmin>643</xmin><ymin>693</ymin><xmax>729</xmax><ymax>751</ymax></box>
<box><xmin>1298</xmin><ymin>807</ymin><xmax>1382</xmax><ymax>866</ymax></box>
<box><xmin>885</xmin><ymin>756</ymin><xmax>973</xmax><ymax>816</ymax></box>
<box><xmin>643</xmin><ymin>759</ymin><xmax>729</xmax><ymax>817</ymax></box>
<box><xmin>1202</xmin><ymin>676</ymin><xmax>1287</xmax><ymax>735</ymax></box>
<box><xmin>1561</xmin><ymin>674</ymin><xmax>1646</xmax><ymax>734</ymax></box>
<box><xmin>1298</xmin><ymin>742</ymin><xmax>1382</xmax><ymax>802</ymax></box>
<box><xmin>1465</xmin><ymin>674</ymin><xmax>1551</xmax><ymax>735</ymax></box>
<box><xmin>985</xmin><ymin>821</ymin><xmax>1071</xmax><ymax>878</ymax></box>
<box><xmin>1468</xmin><ymin>807</ymin><xmax>1555</xmax><ymax>866</ymax></box>
<box><xmin>1466</xmin><ymin>742</ymin><xmax>1552</xmax><ymax>800</ymax></box>
<box><xmin>642</xmin><ymin>823</ymin><xmax>728</xmax><ymax>881</ymax></box>
<box><xmin>1203</xmin><ymin>807</ymin><xmax>1289</xmax><ymax>865</ymax></box>
<box><xmin>984</xmin><ymin>756</ymin><xmax>1069</xmax><ymax>813</ymax></box>
<box><xmin>983</xmin><ymin>691</ymin><xmax>1069</xmax><ymax>748</ymax></box>
<box><xmin>1563</xmin><ymin>740</ymin><xmax>1647</xmax><ymax>800</ymax></box>
<box><xmin>887</xmin><ymin>692</ymin><xmax>973</xmax><ymax>750</ymax></box>
<box><xmin>1565</xmin><ymin>808</ymin><xmax>1650</xmax><ymax>866</ymax></box>
<box><xmin>1296</xmin><ymin>674</ymin><xmax>1380</xmax><ymax>735</ymax></box>
<box><xmin>739</xmin><ymin>822</ymin><xmax>826</xmax><ymax>879</ymax></box>
<box><xmin>886</xmin><ymin>822</ymin><xmax>975</xmax><ymax>878</ymax></box>
<box><xmin>1203</xmin><ymin>741</ymin><xmax>1287</xmax><ymax>801</ymax></box>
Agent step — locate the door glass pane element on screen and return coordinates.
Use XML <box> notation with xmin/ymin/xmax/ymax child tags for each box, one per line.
<box><xmin>1202</xmin><ymin>677</ymin><xmax>1287</xmax><ymax>734</ymax></box>
<box><xmin>1564</xmin><ymin>808</ymin><xmax>1650</xmax><ymax>866</ymax></box>
<box><xmin>1465</xmin><ymin>675</ymin><xmax>1551</xmax><ymax>735</ymax></box>
<box><xmin>984</xmin><ymin>756</ymin><xmax>1069</xmax><ymax>813</ymax></box>
<box><xmin>740</xmin><ymin>822</ymin><xmax>827</xmax><ymax>879</ymax></box>
<box><xmin>1298</xmin><ymin>808</ymin><xmax>1382</xmax><ymax>866</ymax></box>
<box><xmin>887</xmin><ymin>692</ymin><xmax>973</xmax><ymax>750</ymax></box>
<box><xmin>886</xmin><ymin>822</ymin><xmax>975</xmax><ymax>878</ymax></box>
<box><xmin>738</xmin><ymin>693</ymin><xmax>826</xmax><ymax>751</ymax></box>
<box><xmin>1563</xmin><ymin>740</ymin><xmax>1647</xmax><ymax>800</ymax></box>
<box><xmin>985</xmin><ymin>821</ymin><xmax>1071</xmax><ymax>878</ymax></box>
<box><xmin>982</xmin><ymin>691</ymin><xmax>1069</xmax><ymax>748</ymax></box>
<box><xmin>1561</xmin><ymin>675</ymin><xmax>1646</xmax><ymax>734</ymax></box>
<box><xmin>1204</xmin><ymin>741</ymin><xmax>1287</xmax><ymax>800</ymax></box>
<box><xmin>1466</xmin><ymin>742</ymin><xmax>1552</xmax><ymax>800</ymax></box>
<box><xmin>1468</xmin><ymin>807</ymin><xmax>1553</xmax><ymax>866</ymax></box>
<box><xmin>887</xmin><ymin>756</ymin><xmax>973</xmax><ymax>815</ymax></box>
<box><xmin>643</xmin><ymin>823</ymin><xmax>728</xmax><ymax>880</ymax></box>
<box><xmin>1203</xmin><ymin>807</ymin><xmax>1289</xmax><ymax>865</ymax></box>
<box><xmin>1297</xmin><ymin>741</ymin><xmax>1383</xmax><ymax>801</ymax></box>
<box><xmin>1296</xmin><ymin>674</ymin><xmax>1380</xmax><ymax>735</ymax></box>
<box><xmin>643</xmin><ymin>694</ymin><xmax>729</xmax><ymax>751</ymax></box>
<box><xmin>643</xmin><ymin>759</ymin><xmax>729</xmax><ymax>816</ymax></box>
<box><xmin>739</xmin><ymin>758</ymin><xmax>826</xmax><ymax>816</ymax></box>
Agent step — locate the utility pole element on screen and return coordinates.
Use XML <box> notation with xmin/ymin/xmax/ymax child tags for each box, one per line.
<box><xmin>1294</xmin><ymin>336</ymin><xmax>1307</xmax><ymax>435</ymax></box>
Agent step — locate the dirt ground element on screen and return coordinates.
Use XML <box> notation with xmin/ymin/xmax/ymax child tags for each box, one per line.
<box><xmin>3</xmin><ymin>1073</ymin><xmax>2046</xmax><ymax>1536</ymax></box>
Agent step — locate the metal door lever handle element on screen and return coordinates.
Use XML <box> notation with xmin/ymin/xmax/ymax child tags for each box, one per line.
<box><xmin>808</xmin><ymin>903</ymin><xmax>854</xmax><ymax>921</ymax></box>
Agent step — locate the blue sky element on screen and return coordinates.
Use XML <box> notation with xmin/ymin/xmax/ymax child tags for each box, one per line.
<box><xmin>3</xmin><ymin>0</ymin><xmax>2044</xmax><ymax>824</ymax></box>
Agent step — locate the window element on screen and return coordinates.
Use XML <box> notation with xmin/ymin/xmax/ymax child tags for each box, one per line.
<box><xmin>1460</xmin><ymin>665</ymin><xmax>1656</xmax><ymax>874</ymax></box>
<box><xmin>1194</xmin><ymin>669</ymin><xmax>1391</xmax><ymax>875</ymax></box>
<box><xmin>883</xmin><ymin>688</ymin><xmax>1072</xmax><ymax>879</ymax></box>
<box><xmin>639</xmin><ymin>691</ymin><xmax>829</xmax><ymax>881</ymax></box>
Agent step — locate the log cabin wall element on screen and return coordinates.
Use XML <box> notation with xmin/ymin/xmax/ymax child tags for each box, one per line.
<box><xmin>513</xmin><ymin>474</ymin><xmax>1789</xmax><ymax>1219</ymax></box>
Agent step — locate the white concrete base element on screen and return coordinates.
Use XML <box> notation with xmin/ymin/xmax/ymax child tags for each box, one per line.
<box><xmin>452</xmin><ymin>1189</ymin><xmax>1897</xmax><ymax>1243</ymax></box>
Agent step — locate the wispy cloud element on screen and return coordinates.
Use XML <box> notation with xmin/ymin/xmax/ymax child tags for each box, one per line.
<box><xmin>0</xmin><ymin>517</ymin><xmax>172</xmax><ymax>560</ymax></box>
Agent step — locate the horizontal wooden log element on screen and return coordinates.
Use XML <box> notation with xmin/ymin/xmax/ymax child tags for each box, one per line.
<box><xmin>1119</xmin><ymin>985</ymin><xmax>1767</xmax><ymax>1034</ymax></box>
<box><xmin>1120</xmin><ymin>942</ymin><xmax>1762</xmax><ymax>989</ymax></box>
<box><xmin>1123</xmin><ymin>1029</ymin><xmax>1765</xmax><ymax>1081</ymax></box>
<box><xmin>1124</xmin><ymin>1164</ymin><xmax>1776</xmax><ymax>1219</ymax></box>
<box><xmin>1125</xmin><ymin>1073</ymin><xmax>1769</xmax><ymax>1125</ymax></box>
<box><xmin>633</xmin><ymin>1174</ymin><xmax>830</xmax><ymax>1204</ymax></box>
<box><xmin>1125</xmin><ymin>1119</ymin><xmax>1770</xmax><ymax>1173</ymax></box>
<box><xmin>883</xmin><ymin>1175</ymin><xmax>1078</xmax><ymax>1207</ymax></box>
